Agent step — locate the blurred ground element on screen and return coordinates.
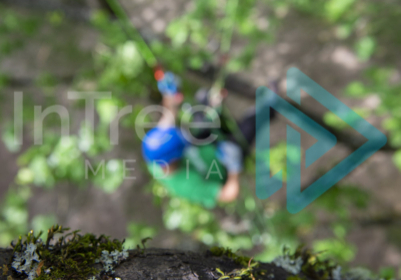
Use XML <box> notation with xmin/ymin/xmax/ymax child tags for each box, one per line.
<box><xmin>0</xmin><ymin>0</ymin><xmax>400</xmax><ymax>271</ymax></box>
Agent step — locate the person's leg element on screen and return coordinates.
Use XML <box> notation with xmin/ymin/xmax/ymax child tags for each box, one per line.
<box><xmin>232</xmin><ymin>109</ymin><xmax>256</xmax><ymax>146</ymax></box>
<box><xmin>227</xmin><ymin>82</ymin><xmax>279</xmax><ymax>155</ymax></box>
<box><xmin>192</xmin><ymin>88</ymin><xmax>233</xmax><ymax>140</ymax></box>
<box><xmin>235</xmin><ymin>106</ymin><xmax>276</xmax><ymax>145</ymax></box>
<box><xmin>192</xmin><ymin>85</ymin><xmax>277</xmax><ymax>152</ymax></box>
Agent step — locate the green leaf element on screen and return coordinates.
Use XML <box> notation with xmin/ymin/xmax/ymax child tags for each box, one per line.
<box><xmin>364</xmin><ymin>67</ymin><xmax>392</xmax><ymax>85</ymax></box>
<box><xmin>29</xmin><ymin>156</ymin><xmax>55</xmax><ymax>188</ymax></box>
<box><xmin>47</xmin><ymin>11</ymin><xmax>64</xmax><ymax>26</ymax></box>
<box><xmin>16</xmin><ymin>168</ymin><xmax>35</xmax><ymax>185</ymax></box>
<box><xmin>325</xmin><ymin>0</ymin><xmax>356</xmax><ymax>22</ymax></box>
<box><xmin>382</xmin><ymin>117</ymin><xmax>400</xmax><ymax>132</ymax></box>
<box><xmin>96</xmin><ymin>99</ymin><xmax>119</xmax><ymax>124</ymax></box>
<box><xmin>124</xmin><ymin>222</ymin><xmax>157</xmax><ymax>249</ymax></box>
<box><xmin>117</xmin><ymin>41</ymin><xmax>144</xmax><ymax>78</ymax></box>
<box><xmin>238</xmin><ymin>18</ymin><xmax>256</xmax><ymax>35</ymax></box>
<box><xmin>333</xmin><ymin>224</ymin><xmax>347</xmax><ymax>239</ymax></box>
<box><xmin>189</xmin><ymin>56</ymin><xmax>204</xmax><ymax>69</ymax></box>
<box><xmin>226</xmin><ymin>58</ymin><xmax>243</xmax><ymax>72</ymax></box>
<box><xmin>313</xmin><ymin>238</ymin><xmax>356</xmax><ymax>262</ymax></box>
<box><xmin>2</xmin><ymin>124</ymin><xmax>21</xmax><ymax>153</ymax></box>
<box><xmin>93</xmin><ymin>159</ymin><xmax>124</xmax><ymax>193</ymax></box>
<box><xmin>190</xmin><ymin>31</ymin><xmax>208</xmax><ymax>47</ymax></box>
<box><xmin>390</xmin><ymin>131</ymin><xmax>401</xmax><ymax>147</ymax></box>
<box><xmin>355</xmin><ymin>36</ymin><xmax>376</xmax><ymax>61</ymax></box>
<box><xmin>393</xmin><ymin>149</ymin><xmax>401</xmax><ymax>171</ymax></box>
<box><xmin>323</xmin><ymin>112</ymin><xmax>347</xmax><ymax>130</ymax></box>
<box><xmin>378</xmin><ymin>267</ymin><xmax>396</xmax><ymax>280</ymax></box>
<box><xmin>32</xmin><ymin>215</ymin><xmax>57</xmax><ymax>240</ymax></box>
<box><xmin>166</xmin><ymin>20</ymin><xmax>188</xmax><ymax>46</ymax></box>
<box><xmin>344</xmin><ymin>82</ymin><xmax>368</xmax><ymax>98</ymax></box>
<box><xmin>3</xmin><ymin>12</ymin><xmax>19</xmax><ymax>31</ymax></box>
<box><xmin>335</xmin><ymin>24</ymin><xmax>353</xmax><ymax>39</ymax></box>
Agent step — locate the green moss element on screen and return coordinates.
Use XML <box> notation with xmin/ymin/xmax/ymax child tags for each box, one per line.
<box><xmin>8</xmin><ymin>224</ymin><xmax>128</xmax><ymax>280</ymax></box>
<box><xmin>211</xmin><ymin>247</ymin><xmax>259</xmax><ymax>280</ymax></box>
<box><xmin>286</xmin><ymin>276</ymin><xmax>306</xmax><ymax>280</ymax></box>
<box><xmin>210</xmin><ymin>246</ymin><xmax>254</xmax><ymax>267</ymax></box>
<box><xmin>211</xmin><ymin>246</ymin><xmax>341</xmax><ymax>280</ymax></box>
<box><xmin>285</xmin><ymin>246</ymin><xmax>338</xmax><ymax>280</ymax></box>
<box><xmin>215</xmin><ymin>263</ymin><xmax>259</xmax><ymax>280</ymax></box>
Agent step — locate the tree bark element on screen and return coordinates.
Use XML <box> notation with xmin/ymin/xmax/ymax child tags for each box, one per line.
<box><xmin>0</xmin><ymin>248</ymin><xmax>293</xmax><ymax>280</ymax></box>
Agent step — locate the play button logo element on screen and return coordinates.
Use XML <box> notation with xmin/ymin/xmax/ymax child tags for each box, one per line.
<box><xmin>255</xmin><ymin>67</ymin><xmax>387</xmax><ymax>213</ymax></box>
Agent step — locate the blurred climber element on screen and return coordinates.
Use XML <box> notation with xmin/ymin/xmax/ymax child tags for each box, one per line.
<box><xmin>142</xmin><ymin>68</ymin><xmax>278</xmax><ymax>208</ymax></box>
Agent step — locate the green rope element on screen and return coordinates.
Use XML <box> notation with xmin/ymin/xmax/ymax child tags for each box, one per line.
<box><xmin>104</xmin><ymin>0</ymin><xmax>158</xmax><ymax>68</ymax></box>
<box><xmin>220</xmin><ymin>0</ymin><xmax>239</xmax><ymax>54</ymax></box>
<box><xmin>222</xmin><ymin>106</ymin><xmax>251</xmax><ymax>151</ymax></box>
<box><xmin>106</xmin><ymin>0</ymin><xmax>249</xmax><ymax>151</ymax></box>
<box><xmin>208</xmin><ymin>0</ymin><xmax>251</xmax><ymax>150</ymax></box>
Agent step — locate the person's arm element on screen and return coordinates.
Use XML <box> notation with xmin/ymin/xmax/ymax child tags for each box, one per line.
<box><xmin>218</xmin><ymin>173</ymin><xmax>240</xmax><ymax>202</ymax></box>
<box><xmin>216</xmin><ymin>141</ymin><xmax>243</xmax><ymax>203</ymax></box>
<box><xmin>158</xmin><ymin>94</ymin><xmax>184</xmax><ymax>127</ymax></box>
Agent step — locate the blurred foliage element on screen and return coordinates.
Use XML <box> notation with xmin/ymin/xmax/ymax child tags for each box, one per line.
<box><xmin>323</xmin><ymin>107</ymin><xmax>371</xmax><ymax>130</ymax></box>
<box><xmin>124</xmin><ymin>222</ymin><xmax>157</xmax><ymax>249</ymax></box>
<box><xmin>9</xmin><ymin>225</ymin><xmax>128</xmax><ymax>279</ymax></box>
<box><xmin>0</xmin><ymin>8</ymin><xmax>40</xmax><ymax>57</ymax></box>
<box><xmin>0</xmin><ymin>0</ymin><xmax>400</xmax><ymax>277</ymax></box>
<box><xmin>0</xmin><ymin>186</ymin><xmax>31</xmax><ymax>246</ymax></box>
